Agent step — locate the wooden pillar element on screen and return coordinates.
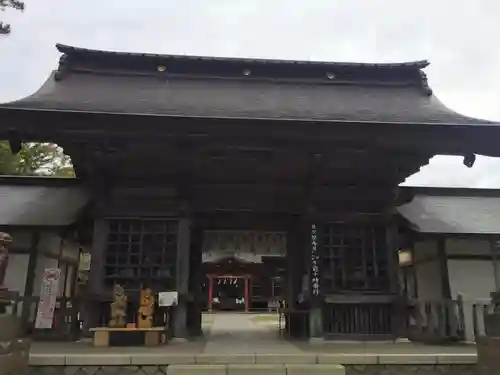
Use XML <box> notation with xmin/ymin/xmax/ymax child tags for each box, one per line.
<box><xmin>490</xmin><ymin>238</ymin><xmax>500</xmax><ymax>292</ymax></box>
<box><xmin>174</xmin><ymin>214</ymin><xmax>191</xmax><ymax>338</ymax></box>
<box><xmin>0</xmin><ymin>232</ymin><xmax>13</xmax><ymax>314</ymax></box>
<box><xmin>385</xmin><ymin>221</ymin><xmax>400</xmax><ymax>294</ymax></box>
<box><xmin>437</xmin><ymin>236</ymin><xmax>451</xmax><ymax>299</ymax></box>
<box><xmin>21</xmin><ymin>231</ymin><xmax>40</xmax><ymax>327</ymax></box>
<box><xmin>409</xmin><ymin>235</ymin><xmax>419</xmax><ymax>298</ymax></box>
<box><xmin>187</xmin><ymin>222</ymin><xmax>203</xmax><ymax>336</ymax></box>
<box><xmin>286</xmin><ymin>215</ymin><xmax>304</xmax><ymax>309</ymax></box>
<box><xmin>477</xmin><ymin>236</ymin><xmax>500</xmax><ymax>373</ymax></box>
<box><xmin>285</xmin><ymin>232</ymin><xmax>296</xmax><ymax>309</ymax></box>
<box><xmin>81</xmin><ymin>217</ymin><xmax>108</xmax><ymax>335</ymax></box>
<box><xmin>207</xmin><ymin>276</ymin><xmax>213</xmax><ymax>311</ymax></box>
<box><xmin>244</xmin><ymin>277</ymin><xmax>249</xmax><ymax>312</ymax></box>
<box><xmin>386</xmin><ymin>219</ymin><xmax>404</xmax><ymax>338</ymax></box>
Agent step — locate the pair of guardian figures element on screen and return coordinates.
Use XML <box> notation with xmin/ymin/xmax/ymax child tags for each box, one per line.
<box><xmin>109</xmin><ymin>284</ymin><xmax>155</xmax><ymax>328</ymax></box>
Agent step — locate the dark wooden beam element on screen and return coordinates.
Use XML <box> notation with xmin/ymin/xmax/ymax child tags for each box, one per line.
<box><xmin>60</xmin><ymin>129</ymin><xmax>431</xmax><ymax>185</ymax></box>
<box><xmin>4</xmin><ymin>106</ymin><xmax>500</xmax><ymax>156</ymax></box>
<box><xmin>63</xmin><ymin>137</ymin><xmax>430</xmax><ymax>163</ymax></box>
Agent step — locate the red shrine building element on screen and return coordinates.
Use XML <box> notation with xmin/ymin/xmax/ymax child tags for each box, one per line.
<box><xmin>1</xmin><ymin>44</ymin><xmax>500</xmax><ymax>340</ymax></box>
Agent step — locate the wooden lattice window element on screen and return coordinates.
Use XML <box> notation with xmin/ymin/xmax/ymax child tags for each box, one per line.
<box><xmin>320</xmin><ymin>223</ymin><xmax>389</xmax><ymax>293</ymax></box>
<box><xmin>104</xmin><ymin>218</ymin><xmax>178</xmax><ymax>292</ymax></box>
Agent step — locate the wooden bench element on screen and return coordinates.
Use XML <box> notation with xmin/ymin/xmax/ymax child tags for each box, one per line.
<box><xmin>89</xmin><ymin>327</ymin><xmax>166</xmax><ymax>347</ymax></box>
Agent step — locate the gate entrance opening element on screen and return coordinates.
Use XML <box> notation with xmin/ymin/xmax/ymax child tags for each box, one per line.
<box><xmin>206</xmin><ymin>275</ymin><xmax>249</xmax><ymax>312</ymax></box>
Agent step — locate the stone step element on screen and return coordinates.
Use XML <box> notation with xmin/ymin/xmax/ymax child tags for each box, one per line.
<box><xmin>29</xmin><ymin>352</ymin><xmax>479</xmax><ymax>366</ymax></box>
<box><xmin>167</xmin><ymin>364</ymin><xmax>346</xmax><ymax>375</ymax></box>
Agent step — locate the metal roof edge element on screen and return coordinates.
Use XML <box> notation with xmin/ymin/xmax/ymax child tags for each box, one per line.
<box><xmin>55</xmin><ymin>43</ymin><xmax>430</xmax><ymax>69</ymax></box>
<box><xmin>402</xmin><ymin>186</ymin><xmax>500</xmax><ymax>198</ymax></box>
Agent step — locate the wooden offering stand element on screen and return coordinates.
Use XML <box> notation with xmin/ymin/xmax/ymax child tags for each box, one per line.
<box><xmin>90</xmin><ymin>285</ymin><xmax>166</xmax><ymax>347</ymax></box>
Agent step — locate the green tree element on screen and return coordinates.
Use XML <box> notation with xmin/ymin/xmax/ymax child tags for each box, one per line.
<box><xmin>0</xmin><ymin>0</ymin><xmax>24</xmax><ymax>35</ymax></box>
<box><xmin>0</xmin><ymin>141</ymin><xmax>75</xmax><ymax>177</ymax></box>
<box><xmin>0</xmin><ymin>141</ymin><xmax>19</xmax><ymax>173</ymax></box>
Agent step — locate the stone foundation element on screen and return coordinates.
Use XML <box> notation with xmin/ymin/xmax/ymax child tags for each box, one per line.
<box><xmin>28</xmin><ymin>352</ymin><xmax>480</xmax><ymax>375</ymax></box>
<box><xmin>477</xmin><ymin>337</ymin><xmax>500</xmax><ymax>375</ymax></box>
<box><xmin>0</xmin><ymin>314</ymin><xmax>30</xmax><ymax>375</ymax></box>
<box><xmin>27</xmin><ymin>364</ymin><xmax>479</xmax><ymax>375</ymax></box>
<box><xmin>27</xmin><ymin>366</ymin><xmax>167</xmax><ymax>375</ymax></box>
<box><xmin>345</xmin><ymin>364</ymin><xmax>478</xmax><ymax>375</ymax></box>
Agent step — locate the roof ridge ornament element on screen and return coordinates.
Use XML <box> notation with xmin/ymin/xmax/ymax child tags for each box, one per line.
<box><xmin>419</xmin><ymin>71</ymin><xmax>433</xmax><ymax>96</ymax></box>
<box><xmin>55</xmin><ymin>53</ymin><xmax>71</xmax><ymax>81</ymax></box>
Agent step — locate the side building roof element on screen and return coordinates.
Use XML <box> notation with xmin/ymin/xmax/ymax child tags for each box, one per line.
<box><xmin>0</xmin><ymin>176</ymin><xmax>500</xmax><ymax>235</ymax></box>
<box><xmin>0</xmin><ymin>43</ymin><xmax>495</xmax><ymax>125</ymax></box>
<box><xmin>398</xmin><ymin>187</ymin><xmax>500</xmax><ymax>235</ymax></box>
<box><xmin>0</xmin><ymin>176</ymin><xmax>89</xmax><ymax>226</ymax></box>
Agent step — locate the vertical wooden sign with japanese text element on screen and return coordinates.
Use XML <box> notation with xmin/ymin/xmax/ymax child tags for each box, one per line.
<box><xmin>35</xmin><ymin>268</ymin><xmax>61</xmax><ymax>329</ymax></box>
<box><xmin>310</xmin><ymin>224</ymin><xmax>320</xmax><ymax>296</ymax></box>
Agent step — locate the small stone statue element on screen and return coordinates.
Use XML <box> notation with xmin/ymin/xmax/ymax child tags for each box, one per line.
<box><xmin>137</xmin><ymin>287</ymin><xmax>155</xmax><ymax>329</ymax></box>
<box><xmin>109</xmin><ymin>284</ymin><xmax>127</xmax><ymax>328</ymax></box>
<box><xmin>0</xmin><ymin>232</ymin><xmax>12</xmax><ymax>288</ymax></box>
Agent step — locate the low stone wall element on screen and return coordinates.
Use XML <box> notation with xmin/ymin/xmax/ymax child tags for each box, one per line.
<box><xmin>28</xmin><ymin>352</ymin><xmax>480</xmax><ymax>375</ymax></box>
<box><xmin>26</xmin><ymin>364</ymin><xmax>479</xmax><ymax>375</ymax></box>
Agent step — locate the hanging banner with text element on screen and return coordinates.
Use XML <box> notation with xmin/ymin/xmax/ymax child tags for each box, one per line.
<box><xmin>310</xmin><ymin>224</ymin><xmax>320</xmax><ymax>296</ymax></box>
<box><xmin>35</xmin><ymin>268</ymin><xmax>61</xmax><ymax>329</ymax></box>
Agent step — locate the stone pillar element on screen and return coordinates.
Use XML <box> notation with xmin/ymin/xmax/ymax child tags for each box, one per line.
<box><xmin>174</xmin><ymin>214</ymin><xmax>191</xmax><ymax>338</ymax></box>
<box><xmin>0</xmin><ymin>232</ymin><xmax>30</xmax><ymax>375</ymax></box>
<box><xmin>477</xmin><ymin>239</ymin><xmax>500</xmax><ymax>375</ymax></box>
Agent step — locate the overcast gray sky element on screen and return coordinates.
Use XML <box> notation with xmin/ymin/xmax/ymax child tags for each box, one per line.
<box><xmin>1</xmin><ymin>0</ymin><xmax>499</xmax><ymax>187</ymax></box>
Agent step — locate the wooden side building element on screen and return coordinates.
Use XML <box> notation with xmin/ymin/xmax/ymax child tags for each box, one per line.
<box><xmin>1</xmin><ymin>44</ymin><xmax>500</xmax><ymax>339</ymax></box>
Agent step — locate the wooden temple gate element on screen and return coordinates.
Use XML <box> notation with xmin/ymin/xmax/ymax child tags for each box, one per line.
<box><xmin>1</xmin><ymin>43</ymin><xmax>500</xmax><ymax>340</ymax></box>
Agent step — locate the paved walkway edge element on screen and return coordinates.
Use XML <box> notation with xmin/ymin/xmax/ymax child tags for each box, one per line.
<box><xmin>29</xmin><ymin>352</ymin><xmax>478</xmax><ymax>366</ymax></box>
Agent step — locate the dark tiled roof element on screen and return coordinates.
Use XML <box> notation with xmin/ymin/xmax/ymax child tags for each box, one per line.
<box><xmin>398</xmin><ymin>194</ymin><xmax>500</xmax><ymax>234</ymax></box>
<box><xmin>0</xmin><ymin>44</ymin><xmax>496</xmax><ymax>125</ymax></box>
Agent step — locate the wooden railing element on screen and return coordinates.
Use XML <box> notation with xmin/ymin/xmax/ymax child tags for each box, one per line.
<box><xmin>406</xmin><ymin>299</ymin><xmax>465</xmax><ymax>344</ymax></box>
<box><xmin>472</xmin><ymin>301</ymin><xmax>491</xmax><ymax>341</ymax></box>
<box><xmin>10</xmin><ymin>295</ymin><xmax>81</xmax><ymax>341</ymax></box>
<box><xmin>323</xmin><ymin>300</ymin><xmax>395</xmax><ymax>340</ymax></box>
<box><xmin>323</xmin><ymin>297</ymin><xmax>468</xmax><ymax>342</ymax></box>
